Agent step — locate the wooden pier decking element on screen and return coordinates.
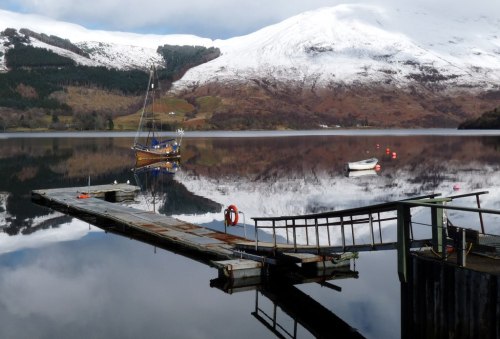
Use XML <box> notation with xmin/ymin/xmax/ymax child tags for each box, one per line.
<box><xmin>31</xmin><ymin>183</ymin><xmax>353</xmax><ymax>279</ymax></box>
<box><xmin>32</xmin><ymin>183</ymin><xmax>249</xmax><ymax>261</ymax></box>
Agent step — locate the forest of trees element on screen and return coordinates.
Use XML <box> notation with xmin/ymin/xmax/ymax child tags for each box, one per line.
<box><xmin>19</xmin><ymin>28</ymin><xmax>90</xmax><ymax>58</ymax></box>
<box><xmin>0</xmin><ymin>38</ymin><xmax>148</xmax><ymax>111</ymax></box>
<box><xmin>5</xmin><ymin>44</ymin><xmax>76</xmax><ymax>69</ymax></box>
<box><xmin>157</xmin><ymin>44</ymin><xmax>220</xmax><ymax>81</ymax></box>
<box><xmin>458</xmin><ymin>107</ymin><xmax>500</xmax><ymax>129</ymax></box>
<box><xmin>0</xmin><ymin>29</ymin><xmax>151</xmax><ymax>130</ymax></box>
<box><xmin>0</xmin><ymin>29</ymin><xmax>223</xmax><ymax>131</ymax></box>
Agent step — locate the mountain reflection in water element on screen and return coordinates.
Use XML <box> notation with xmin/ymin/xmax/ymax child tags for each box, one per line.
<box><xmin>1</xmin><ymin>133</ymin><xmax>500</xmax><ymax>338</ymax></box>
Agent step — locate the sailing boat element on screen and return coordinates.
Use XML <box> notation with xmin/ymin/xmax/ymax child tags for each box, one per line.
<box><xmin>132</xmin><ymin>65</ymin><xmax>183</xmax><ymax>161</ymax></box>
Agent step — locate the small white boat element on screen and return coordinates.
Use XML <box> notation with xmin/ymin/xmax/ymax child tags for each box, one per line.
<box><xmin>346</xmin><ymin>158</ymin><xmax>379</xmax><ymax>171</ymax></box>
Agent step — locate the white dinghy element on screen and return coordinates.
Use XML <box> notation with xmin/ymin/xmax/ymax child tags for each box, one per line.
<box><xmin>346</xmin><ymin>158</ymin><xmax>379</xmax><ymax>171</ymax></box>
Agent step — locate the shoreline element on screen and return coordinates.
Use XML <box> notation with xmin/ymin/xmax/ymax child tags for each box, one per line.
<box><xmin>2</xmin><ymin>128</ymin><xmax>500</xmax><ymax>139</ymax></box>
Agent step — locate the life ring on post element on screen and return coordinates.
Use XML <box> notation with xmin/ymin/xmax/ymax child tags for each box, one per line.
<box><xmin>224</xmin><ymin>204</ymin><xmax>239</xmax><ymax>226</ymax></box>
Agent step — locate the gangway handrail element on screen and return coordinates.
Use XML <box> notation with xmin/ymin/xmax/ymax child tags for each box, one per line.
<box><xmin>401</xmin><ymin>200</ymin><xmax>500</xmax><ymax>215</ymax></box>
<box><xmin>250</xmin><ymin>191</ymin><xmax>492</xmax><ymax>255</ymax></box>
<box><xmin>445</xmin><ymin>190</ymin><xmax>488</xmax><ymax>200</ymax></box>
<box><xmin>252</xmin><ymin>193</ymin><xmax>441</xmax><ymax>222</ymax></box>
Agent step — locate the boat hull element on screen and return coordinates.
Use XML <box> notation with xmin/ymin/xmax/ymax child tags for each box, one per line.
<box><xmin>346</xmin><ymin>158</ymin><xmax>378</xmax><ymax>171</ymax></box>
<box><xmin>133</xmin><ymin>147</ymin><xmax>181</xmax><ymax>161</ymax></box>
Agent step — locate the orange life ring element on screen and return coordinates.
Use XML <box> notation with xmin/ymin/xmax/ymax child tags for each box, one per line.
<box><xmin>224</xmin><ymin>204</ymin><xmax>239</xmax><ymax>226</ymax></box>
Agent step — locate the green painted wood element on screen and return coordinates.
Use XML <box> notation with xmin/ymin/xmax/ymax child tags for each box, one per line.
<box><xmin>397</xmin><ymin>204</ymin><xmax>411</xmax><ymax>283</ymax></box>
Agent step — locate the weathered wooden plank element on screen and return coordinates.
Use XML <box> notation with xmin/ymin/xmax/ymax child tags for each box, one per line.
<box><xmin>283</xmin><ymin>253</ymin><xmax>334</xmax><ymax>263</ymax></box>
<box><xmin>213</xmin><ymin>259</ymin><xmax>264</xmax><ymax>279</ymax></box>
<box><xmin>32</xmin><ymin>184</ymin><xmax>247</xmax><ymax>261</ymax></box>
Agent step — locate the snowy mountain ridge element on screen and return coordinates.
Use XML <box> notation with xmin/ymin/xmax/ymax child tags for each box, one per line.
<box><xmin>1</xmin><ymin>4</ymin><xmax>500</xmax><ymax>128</ymax></box>
<box><xmin>0</xmin><ymin>8</ymin><xmax>213</xmax><ymax>71</ymax></box>
<box><xmin>1</xmin><ymin>4</ymin><xmax>500</xmax><ymax>91</ymax></box>
<box><xmin>174</xmin><ymin>4</ymin><xmax>500</xmax><ymax>92</ymax></box>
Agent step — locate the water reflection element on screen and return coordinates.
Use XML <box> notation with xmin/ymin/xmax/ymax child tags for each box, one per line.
<box><xmin>3</xmin><ymin>134</ymin><xmax>500</xmax><ymax>231</ymax></box>
<box><xmin>0</xmin><ymin>233</ymin><xmax>276</xmax><ymax>339</ymax></box>
<box><xmin>1</xmin><ymin>133</ymin><xmax>500</xmax><ymax>338</ymax></box>
<box><xmin>132</xmin><ymin>158</ymin><xmax>181</xmax><ymax>213</ymax></box>
<box><xmin>211</xmin><ymin>277</ymin><xmax>365</xmax><ymax>339</ymax></box>
<box><xmin>133</xmin><ymin>158</ymin><xmax>181</xmax><ymax>175</ymax></box>
<box><xmin>131</xmin><ymin>158</ymin><xmax>222</xmax><ymax>216</ymax></box>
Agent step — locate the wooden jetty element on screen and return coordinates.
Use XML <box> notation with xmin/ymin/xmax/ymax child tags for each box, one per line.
<box><xmin>32</xmin><ymin>184</ymin><xmax>500</xmax><ymax>283</ymax></box>
<box><xmin>32</xmin><ymin>183</ymin><xmax>353</xmax><ymax>280</ymax></box>
<box><xmin>32</xmin><ymin>184</ymin><xmax>250</xmax><ymax>260</ymax></box>
<box><xmin>31</xmin><ymin>184</ymin><xmax>500</xmax><ymax>339</ymax></box>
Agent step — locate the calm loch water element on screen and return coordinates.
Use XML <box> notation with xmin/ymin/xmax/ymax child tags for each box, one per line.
<box><xmin>1</xmin><ymin>131</ymin><xmax>500</xmax><ymax>338</ymax></box>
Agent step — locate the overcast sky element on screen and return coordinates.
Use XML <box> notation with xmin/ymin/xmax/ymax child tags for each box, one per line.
<box><xmin>1</xmin><ymin>0</ymin><xmax>499</xmax><ymax>39</ymax></box>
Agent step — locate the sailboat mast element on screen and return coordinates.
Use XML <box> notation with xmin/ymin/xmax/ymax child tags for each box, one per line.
<box><xmin>150</xmin><ymin>68</ymin><xmax>157</xmax><ymax>142</ymax></box>
<box><xmin>134</xmin><ymin>67</ymin><xmax>154</xmax><ymax>147</ymax></box>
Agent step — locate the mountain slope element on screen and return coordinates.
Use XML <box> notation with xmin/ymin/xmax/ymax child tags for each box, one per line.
<box><xmin>1</xmin><ymin>5</ymin><xmax>500</xmax><ymax>128</ymax></box>
<box><xmin>170</xmin><ymin>5</ymin><xmax>500</xmax><ymax>128</ymax></box>
<box><xmin>174</xmin><ymin>4</ymin><xmax>500</xmax><ymax>91</ymax></box>
<box><xmin>0</xmin><ymin>8</ymin><xmax>214</xmax><ymax>71</ymax></box>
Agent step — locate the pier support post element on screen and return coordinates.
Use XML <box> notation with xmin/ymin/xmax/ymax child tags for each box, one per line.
<box><xmin>431</xmin><ymin>201</ymin><xmax>446</xmax><ymax>257</ymax></box>
<box><xmin>397</xmin><ymin>203</ymin><xmax>411</xmax><ymax>283</ymax></box>
<box><xmin>457</xmin><ymin>227</ymin><xmax>467</xmax><ymax>267</ymax></box>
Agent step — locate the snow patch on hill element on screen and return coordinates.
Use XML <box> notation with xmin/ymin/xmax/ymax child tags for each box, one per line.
<box><xmin>76</xmin><ymin>41</ymin><xmax>164</xmax><ymax>70</ymax></box>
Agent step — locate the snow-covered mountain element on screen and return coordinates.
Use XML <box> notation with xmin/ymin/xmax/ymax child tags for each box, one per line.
<box><xmin>174</xmin><ymin>4</ymin><xmax>500</xmax><ymax>92</ymax></box>
<box><xmin>1</xmin><ymin>4</ymin><xmax>500</xmax><ymax>127</ymax></box>
<box><xmin>1</xmin><ymin>4</ymin><xmax>499</xmax><ymax>88</ymax></box>
<box><xmin>0</xmin><ymin>8</ymin><xmax>214</xmax><ymax>71</ymax></box>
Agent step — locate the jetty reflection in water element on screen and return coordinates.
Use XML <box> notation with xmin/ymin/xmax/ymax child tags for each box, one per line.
<box><xmin>1</xmin><ymin>133</ymin><xmax>500</xmax><ymax>338</ymax></box>
<box><xmin>211</xmin><ymin>275</ymin><xmax>364</xmax><ymax>339</ymax></box>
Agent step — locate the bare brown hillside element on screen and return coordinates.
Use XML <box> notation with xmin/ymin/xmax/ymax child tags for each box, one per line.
<box><xmin>174</xmin><ymin>81</ymin><xmax>500</xmax><ymax>129</ymax></box>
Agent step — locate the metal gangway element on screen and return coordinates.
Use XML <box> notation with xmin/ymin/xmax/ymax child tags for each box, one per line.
<box><xmin>237</xmin><ymin>194</ymin><xmax>439</xmax><ymax>254</ymax></box>
<box><xmin>234</xmin><ymin>192</ymin><xmax>498</xmax><ymax>270</ymax></box>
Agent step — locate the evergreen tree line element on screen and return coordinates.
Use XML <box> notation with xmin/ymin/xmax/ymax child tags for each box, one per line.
<box><xmin>72</xmin><ymin>111</ymin><xmax>114</xmax><ymax>130</ymax></box>
<box><xmin>157</xmin><ymin>44</ymin><xmax>221</xmax><ymax>81</ymax></box>
<box><xmin>0</xmin><ymin>45</ymin><xmax>148</xmax><ymax>110</ymax></box>
<box><xmin>0</xmin><ymin>32</ymin><xmax>222</xmax><ymax>130</ymax></box>
<box><xmin>1</xmin><ymin>28</ymin><xmax>30</xmax><ymax>45</ymax></box>
<box><xmin>6</xmin><ymin>45</ymin><xmax>76</xmax><ymax>69</ymax></box>
<box><xmin>19</xmin><ymin>28</ymin><xmax>90</xmax><ymax>58</ymax></box>
<box><xmin>458</xmin><ymin>107</ymin><xmax>500</xmax><ymax>129</ymax></box>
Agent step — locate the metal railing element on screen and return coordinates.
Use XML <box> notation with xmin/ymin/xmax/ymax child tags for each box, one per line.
<box><xmin>251</xmin><ymin>193</ymin><xmax>442</xmax><ymax>254</ymax></box>
<box><xmin>397</xmin><ymin>190</ymin><xmax>500</xmax><ymax>282</ymax></box>
<box><xmin>250</xmin><ymin>192</ymin><xmax>493</xmax><ymax>256</ymax></box>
